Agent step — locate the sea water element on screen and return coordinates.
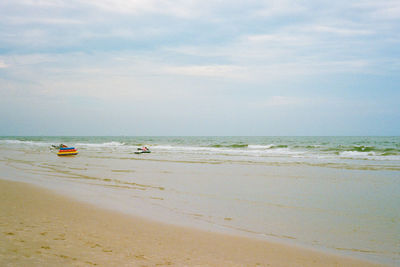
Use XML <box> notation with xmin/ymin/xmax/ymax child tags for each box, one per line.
<box><xmin>0</xmin><ymin>136</ymin><xmax>399</xmax><ymax>265</ymax></box>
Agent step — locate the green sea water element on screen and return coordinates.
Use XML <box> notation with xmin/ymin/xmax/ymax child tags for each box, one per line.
<box><xmin>1</xmin><ymin>136</ymin><xmax>399</xmax><ymax>170</ymax></box>
<box><xmin>0</xmin><ymin>136</ymin><xmax>399</xmax><ymax>265</ymax></box>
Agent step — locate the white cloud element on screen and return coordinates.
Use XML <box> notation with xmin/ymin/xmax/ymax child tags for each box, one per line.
<box><xmin>4</xmin><ymin>0</ymin><xmax>66</xmax><ymax>7</ymax></box>
<box><xmin>4</xmin><ymin>16</ymin><xmax>83</xmax><ymax>25</ymax></box>
<box><xmin>352</xmin><ymin>0</ymin><xmax>400</xmax><ymax>20</ymax></box>
<box><xmin>85</xmin><ymin>0</ymin><xmax>205</xmax><ymax>18</ymax></box>
<box><xmin>0</xmin><ymin>0</ymin><xmax>397</xmax><ymax>86</ymax></box>
<box><xmin>243</xmin><ymin>33</ymin><xmax>313</xmax><ymax>47</ymax></box>
<box><xmin>164</xmin><ymin>64</ymin><xmax>245</xmax><ymax>78</ymax></box>
<box><xmin>0</xmin><ymin>61</ymin><xmax>8</xmax><ymax>68</ymax></box>
<box><xmin>263</xmin><ymin>96</ymin><xmax>308</xmax><ymax>107</ymax></box>
<box><xmin>242</xmin><ymin>60</ymin><xmax>371</xmax><ymax>79</ymax></box>
<box><xmin>373</xmin><ymin>5</ymin><xmax>400</xmax><ymax>20</ymax></box>
<box><xmin>252</xmin><ymin>0</ymin><xmax>307</xmax><ymax>17</ymax></box>
<box><xmin>310</xmin><ymin>25</ymin><xmax>373</xmax><ymax>36</ymax></box>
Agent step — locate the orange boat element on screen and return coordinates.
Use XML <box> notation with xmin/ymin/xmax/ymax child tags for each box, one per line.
<box><xmin>57</xmin><ymin>147</ymin><xmax>78</xmax><ymax>156</ymax></box>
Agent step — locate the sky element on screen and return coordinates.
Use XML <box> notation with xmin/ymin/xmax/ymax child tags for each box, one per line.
<box><xmin>0</xmin><ymin>0</ymin><xmax>399</xmax><ymax>136</ymax></box>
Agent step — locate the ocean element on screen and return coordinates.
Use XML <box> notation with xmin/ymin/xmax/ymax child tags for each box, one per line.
<box><xmin>0</xmin><ymin>136</ymin><xmax>399</xmax><ymax>265</ymax></box>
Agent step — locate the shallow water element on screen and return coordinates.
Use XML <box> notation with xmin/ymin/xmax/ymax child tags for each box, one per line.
<box><xmin>0</xmin><ymin>136</ymin><xmax>399</xmax><ymax>265</ymax></box>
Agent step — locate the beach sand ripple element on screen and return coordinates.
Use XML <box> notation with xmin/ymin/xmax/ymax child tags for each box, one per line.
<box><xmin>0</xmin><ymin>179</ymin><xmax>385</xmax><ymax>266</ymax></box>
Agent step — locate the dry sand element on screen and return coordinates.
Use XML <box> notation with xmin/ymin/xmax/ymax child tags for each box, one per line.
<box><xmin>0</xmin><ymin>179</ymin><xmax>385</xmax><ymax>266</ymax></box>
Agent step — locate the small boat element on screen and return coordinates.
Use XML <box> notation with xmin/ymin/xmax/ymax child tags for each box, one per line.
<box><xmin>57</xmin><ymin>147</ymin><xmax>78</xmax><ymax>156</ymax></box>
<box><xmin>135</xmin><ymin>147</ymin><xmax>151</xmax><ymax>154</ymax></box>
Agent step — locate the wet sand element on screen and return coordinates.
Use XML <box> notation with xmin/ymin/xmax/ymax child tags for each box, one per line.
<box><xmin>0</xmin><ymin>179</ymin><xmax>385</xmax><ymax>266</ymax></box>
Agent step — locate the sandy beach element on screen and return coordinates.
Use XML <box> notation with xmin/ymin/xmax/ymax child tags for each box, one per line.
<box><xmin>0</xmin><ymin>179</ymin><xmax>385</xmax><ymax>266</ymax></box>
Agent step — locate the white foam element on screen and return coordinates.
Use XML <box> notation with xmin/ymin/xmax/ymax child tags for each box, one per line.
<box><xmin>151</xmin><ymin>145</ymin><xmax>308</xmax><ymax>158</ymax></box>
<box><xmin>75</xmin><ymin>141</ymin><xmax>125</xmax><ymax>148</ymax></box>
<box><xmin>0</xmin><ymin>140</ymin><xmax>51</xmax><ymax>146</ymax></box>
<box><xmin>339</xmin><ymin>151</ymin><xmax>376</xmax><ymax>158</ymax></box>
<box><xmin>339</xmin><ymin>152</ymin><xmax>400</xmax><ymax>161</ymax></box>
<box><xmin>248</xmin><ymin>144</ymin><xmax>275</xmax><ymax>149</ymax></box>
<box><xmin>153</xmin><ymin>145</ymin><xmax>225</xmax><ymax>153</ymax></box>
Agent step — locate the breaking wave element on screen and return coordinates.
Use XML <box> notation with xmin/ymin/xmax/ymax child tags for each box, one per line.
<box><xmin>1</xmin><ymin>136</ymin><xmax>399</xmax><ymax>163</ymax></box>
<box><xmin>75</xmin><ymin>141</ymin><xmax>126</xmax><ymax>148</ymax></box>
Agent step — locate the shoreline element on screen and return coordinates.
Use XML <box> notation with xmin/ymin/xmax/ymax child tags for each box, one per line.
<box><xmin>0</xmin><ymin>178</ymin><xmax>386</xmax><ymax>266</ymax></box>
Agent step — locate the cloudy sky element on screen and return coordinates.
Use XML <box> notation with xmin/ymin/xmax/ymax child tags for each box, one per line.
<box><xmin>0</xmin><ymin>0</ymin><xmax>399</xmax><ymax>135</ymax></box>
